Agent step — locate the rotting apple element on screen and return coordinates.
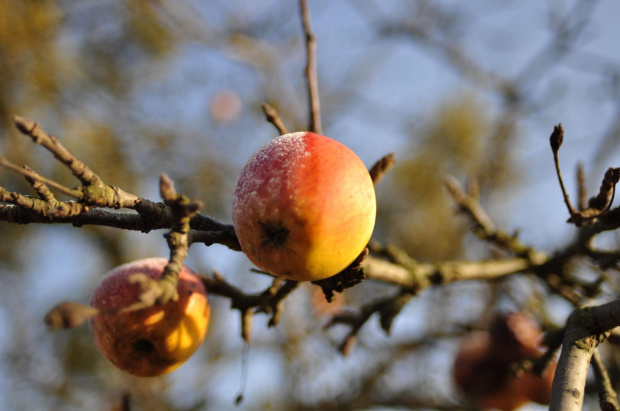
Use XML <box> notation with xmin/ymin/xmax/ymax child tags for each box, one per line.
<box><xmin>90</xmin><ymin>258</ymin><xmax>210</xmax><ymax>377</ymax></box>
<box><xmin>232</xmin><ymin>131</ymin><xmax>376</xmax><ymax>282</ymax></box>
<box><xmin>453</xmin><ymin>313</ymin><xmax>556</xmax><ymax>411</ymax></box>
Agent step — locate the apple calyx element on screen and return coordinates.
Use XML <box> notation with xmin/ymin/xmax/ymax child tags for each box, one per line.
<box><xmin>260</xmin><ymin>220</ymin><xmax>290</xmax><ymax>249</ymax></box>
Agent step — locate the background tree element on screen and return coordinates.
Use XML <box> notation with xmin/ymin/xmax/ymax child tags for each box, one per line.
<box><xmin>2</xmin><ymin>1</ymin><xmax>620</xmax><ymax>410</ymax></box>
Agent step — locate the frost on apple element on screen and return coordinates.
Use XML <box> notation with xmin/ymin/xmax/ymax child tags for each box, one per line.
<box><xmin>90</xmin><ymin>258</ymin><xmax>210</xmax><ymax>377</ymax></box>
<box><xmin>232</xmin><ymin>132</ymin><xmax>376</xmax><ymax>281</ymax></box>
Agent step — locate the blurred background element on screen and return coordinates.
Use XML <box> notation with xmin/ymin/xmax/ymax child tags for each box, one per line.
<box><xmin>1</xmin><ymin>0</ymin><xmax>620</xmax><ymax>409</ymax></box>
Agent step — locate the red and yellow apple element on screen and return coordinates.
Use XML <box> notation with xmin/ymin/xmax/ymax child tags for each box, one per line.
<box><xmin>232</xmin><ymin>131</ymin><xmax>376</xmax><ymax>281</ymax></box>
<box><xmin>90</xmin><ymin>258</ymin><xmax>210</xmax><ymax>377</ymax></box>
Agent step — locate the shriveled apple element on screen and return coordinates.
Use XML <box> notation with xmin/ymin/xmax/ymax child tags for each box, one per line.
<box><xmin>90</xmin><ymin>258</ymin><xmax>210</xmax><ymax>377</ymax></box>
<box><xmin>232</xmin><ymin>131</ymin><xmax>376</xmax><ymax>281</ymax></box>
<box><xmin>453</xmin><ymin>313</ymin><xmax>556</xmax><ymax>410</ymax></box>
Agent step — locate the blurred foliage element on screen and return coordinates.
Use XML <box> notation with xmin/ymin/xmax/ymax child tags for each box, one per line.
<box><xmin>378</xmin><ymin>94</ymin><xmax>490</xmax><ymax>260</ymax></box>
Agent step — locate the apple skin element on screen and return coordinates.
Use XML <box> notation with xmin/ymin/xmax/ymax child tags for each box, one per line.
<box><xmin>90</xmin><ymin>258</ymin><xmax>210</xmax><ymax>377</ymax></box>
<box><xmin>232</xmin><ymin>132</ymin><xmax>376</xmax><ymax>281</ymax></box>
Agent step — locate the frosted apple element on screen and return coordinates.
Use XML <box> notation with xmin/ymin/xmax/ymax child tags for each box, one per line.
<box><xmin>232</xmin><ymin>132</ymin><xmax>376</xmax><ymax>281</ymax></box>
<box><xmin>90</xmin><ymin>258</ymin><xmax>210</xmax><ymax>377</ymax></box>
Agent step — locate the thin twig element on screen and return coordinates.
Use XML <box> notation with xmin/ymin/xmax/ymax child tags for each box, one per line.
<box><xmin>444</xmin><ymin>175</ymin><xmax>547</xmax><ymax>263</ymax></box>
<box><xmin>326</xmin><ymin>289</ymin><xmax>415</xmax><ymax>355</ymax></box>
<box><xmin>156</xmin><ymin>174</ymin><xmax>203</xmax><ymax>303</ymax></box>
<box><xmin>261</xmin><ymin>102</ymin><xmax>290</xmax><ymax>135</ymax></box>
<box><xmin>0</xmin><ymin>157</ymin><xmax>83</xmax><ymax>198</ymax></box>
<box><xmin>299</xmin><ymin>0</ymin><xmax>322</xmax><ymax>135</ymax></box>
<box><xmin>550</xmin><ymin>124</ymin><xmax>579</xmax><ymax>218</ymax></box>
<box><xmin>550</xmin><ymin>124</ymin><xmax>620</xmax><ymax>226</ymax></box>
<box><xmin>22</xmin><ymin>165</ymin><xmax>56</xmax><ymax>202</ymax></box>
<box><xmin>202</xmin><ymin>273</ymin><xmax>299</xmax><ymax>342</ymax></box>
<box><xmin>577</xmin><ymin>163</ymin><xmax>587</xmax><ymax>211</ymax></box>
<box><xmin>591</xmin><ymin>349</ymin><xmax>620</xmax><ymax>411</ymax></box>
<box><xmin>12</xmin><ymin>115</ymin><xmax>102</xmax><ymax>186</ymax></box>
<box><xmin>369</xmin><ymin>153</ymin><xmax>396</xmax><ymax>185</ymax></box>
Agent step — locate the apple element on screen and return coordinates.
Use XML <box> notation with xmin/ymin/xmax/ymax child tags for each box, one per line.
<box><xmin>90</xmin><ymin>258</ymin><xmax>210</xmax><ymax>377</ymax></box>
<box><xmin>453</xmin><ymin>313</ymin><xmax>556</xmax><ymax>410</ymax></box>
<box><xmin>489</xmin><ymin>312</ymin><xmax>545</xmax><ymax>362</ymax></box>
<box><xmin>232</xmin><ymin>132</ymin><xmax>376</xmax><ymax>281</ymax></box>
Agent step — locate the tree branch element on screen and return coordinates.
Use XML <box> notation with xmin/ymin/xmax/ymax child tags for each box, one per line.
<box><xmin>299</xmin><ymin>0</ymin><xmax>322</xmax><ymax>135</ymax></box>
<box><xmin>202</xmin><ymin>273</ymin><xmax>299</xmax><ymax>342</ymax></box>
<box><xmin>261</xmin><ymin>102</ymin><xmax>290</xmax><ymax>135</ymax></box>
<box><xmin>550</xmin><ymin>299</ymin><xmax>620</xmax><ymax>410</ymax></box>
<box><xmin>591</xmin><ymin>349</ymin><xmax>620</xmax><ymax>411</ymax></box>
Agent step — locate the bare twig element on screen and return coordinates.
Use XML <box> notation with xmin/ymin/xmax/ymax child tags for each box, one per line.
<box><xmin>577</xmin><ymin>163</ymin><xmax>587</xmax><ymax>211</ymax></box>
<box><xmin>444</xmin><ymin>174</ymin><xmax>601</xmax><ymax>304</ymax></box>
<box><xmin>13</xmin><ymin>116</ymin><xmax>101</xmax><ymax>186</ymax></box>
<box><xmin>10</xmin><ymin>116</ymin><xmax>146</xmax><ymax>209</ymax></box>
<box><xmin>550</xmin><ymin>124</ymin><xmax>579</xmax><ymax>218</ymax></box>
<box><xmin>202</xmin><ymin>273</ymin><xmax>299</xmax><ymax>342</ymax></box>
<box><xmin>326</xmin><ymin>289</ymin><xmax>415</xmax><ymax>355</ymax></box>
<box><xmin>328</xmin><ymin>240</ymin><xmax>550</xmax><ymax>356</ymax></box>
<box><xmin>444</xmin><ymin>176</ymin><xmax>547</xmax><ymax>263</ymax></box>
<box><xmin>591</xmin><ymin>349</ymin><xmax>620</xmax><ymax>411</ymax></box>
<box><xmin>44</xmin><ymin>296</ymin><xmax>174</xmax><ymax>330</ymax></box>
<box><xmin>0</xmin><ymin>186</ymin><xmax>65</xmax><ymax>219</ymax></box>
<box><xmin>23</xmin><ymin>165</ymin><xmax>56</xmax><ymax>202</ymax></box>
<box><xmin>369</xmin><ymin>153</ymin><xmax>396</xmax><ymax>185</ymax></box>
<box><xmin>44</xmin><ymin>301</ymin><xmax>100</xmax><ymax>330</ymax></box>
<box><xmin>444</xmin><ymin>175</ymin><xmax>496</xmax><ymax>232</ymax></box>
<box><xmin>141</xmin><ymin>174</ymin><xmax>203</xmax><ymax>304</ymax></box>
<box><xmin>550</xmin><ymin>124</ymin><xmax>620</xmax><ymax>226</ymax></box>
<box><xmin>299</xmin><ymin>0</ymin><xmax>322</xmax><ymax>135</ymax></box>
<box><xmin>588</xmin><ymin>167</ymin><xmax>620</xmax><ymax>212</ymax></box>
<box><xmin>0</xmin><ymin>157</ymin><xmax>82</xmax><ymax>198</ymax></box>
<box><xmin>261</xmin><ymin>102</ymin><xmax>290</xmax><ymax>135</ymax></box>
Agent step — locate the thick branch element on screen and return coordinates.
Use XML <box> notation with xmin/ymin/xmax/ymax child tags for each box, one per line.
<box><xmin>363</xmin><ymin>254</ymin><xmax>538</xmax><ymax>289</ymax></box>
<box><xmin>550</xmin><ymin>300</ymin><xmax>620</xmax><ymax>410</ymax></box>
<box><xmin>0</xmin><ymin>203</ymin><xmax>239</xmax><ymax>248</ymax></box>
